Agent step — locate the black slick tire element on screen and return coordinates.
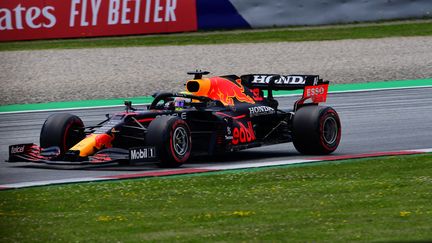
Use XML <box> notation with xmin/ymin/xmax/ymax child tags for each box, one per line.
<box><xmin>40</xmin><ymin>113</ymin><xmax>85</xmax><ymax>154</ymax></box>
<box><xmin>293</xmin><ymin>106</ymin><xmax>341</xmax><ymax>155</ymax></box>
<box><xmin>146</xmin><ymin>116</ymin><xmax>192</xmax><ymax>168</ymax></box>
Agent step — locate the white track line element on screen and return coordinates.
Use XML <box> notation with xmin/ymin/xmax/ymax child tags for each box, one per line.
<box><xmin>197</xmin><ymin>159</ymin><xmax>318</xmax><ymax>170</ymax></box>
<box><xmin>0</xmin><ymin>177</ymin><xmax>109</xmax><ymax>189</ymax></box>
<box><xmin>409</xmin><ymin>148</ymin><xmax>432</xmax><ymax>153</ymax></box>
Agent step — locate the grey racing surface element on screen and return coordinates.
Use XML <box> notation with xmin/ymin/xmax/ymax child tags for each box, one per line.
<box><xmin>1</xmin><ymin>87</ymin><xmax>431</xmax><ymax>185</ymax></box>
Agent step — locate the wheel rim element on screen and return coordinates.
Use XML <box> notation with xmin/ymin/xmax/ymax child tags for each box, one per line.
<box><xmin>323</xmin><ymin>116</ymin><xmax>338</xmax><ymax>144</ymax></box>
<box><xmin>173</xmin><ymin>127</ymin><xmax>189</xmax><ymax>156</ymax></box>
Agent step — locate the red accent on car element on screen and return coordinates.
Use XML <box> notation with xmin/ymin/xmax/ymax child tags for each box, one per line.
<box><xmin>207</xmin><ymin>77</ymin><xmax>255</xmax><ymax>106</ymax></box>
<box><xmin>95</xmin><ymin>134</ymin><xmax>113</xmax><ymax>149</ymax></box>
<box><xmin>91</xmin><ymin>154</ymin><xmax>112</xmax><ymax>163</ymax></box>
<box><xmin>303</xmin><ymin>84</ymin><xmax>329</xmax><ymax>103</ymax></box>
<box><xmin>137</xmin><ymin>118</ymin><xmax>155</xmax><ymax>123</ymax></box>
<box><xmin>232</xmin><ymin>121</ymin><xmax>256</xmax><ymax>145</ymax></box>
<box><xmin>215</xmin><ymin>112</ymin><xmax>246</xmax><ymax>120</ymax></box>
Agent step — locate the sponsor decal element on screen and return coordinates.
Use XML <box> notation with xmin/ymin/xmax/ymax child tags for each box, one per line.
<box><xmin>305</xmin><ymin>86</ymin><xmax>325</xmax><ymax>96</ymax></box>
<box><xmin>251</xmin><ymin>75</ymin><xmax>305</xmax><ymax>85</ymax></box>
<box><xmin>1</xmin><ymin>0</ymin><xmax>197</xmax><ymax>41</ymax></box>
<box><xmin>129</xmin><ymin>147</ymin><xmax>156</xmax><ymax>161</ymax></box>
<box><xmin>208</xmin><ymin>77</ymin><xmax>255</xmax><ymax>106</ymax></box>
<box><xmin>232</xmin><ymin>121</ymin><xmax>256</xmax><ymax>145</ymax></box>
<box><xmin>0</xmin><ymin>4</ymin><xmax>56</xmax><ymax>31</ymax></box>
<box><xmin>156</xmin><ymin>112</ymin><xmax>187</xmax><ymax>120</ymax></box>
<box><xmin>225</xmin><ymin>126</ymin><xmax>233</xmax><ymax>140</ymax></box>
<box><xmin>303</xmin><ymin>84</ymin><xmax>328</xmax><ymax>103</ymax></box>
<box><xmin>249</xmin><ymin>106</ymin><xmax>275</xmax><ymax>117</ymax></box>
<box><xmin>10</xmin><ymin>145</ymin><xmax>25</xmax><ymax>154</ymax></box>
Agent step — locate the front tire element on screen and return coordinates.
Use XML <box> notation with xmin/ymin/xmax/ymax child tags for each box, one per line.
<box><xmin>40</xmin><ymin>113</ymin><xmax>85</xmax><ymax>154</ymax></box>
<box><xmin>293</xmin><ymin>106</ymin><xmax>341</xmax><ymax>155</ymax></box>
<box><xmin>146</xmin><ymin>116</ymin><xmax>192</xmax><ymax>168</ymax></box>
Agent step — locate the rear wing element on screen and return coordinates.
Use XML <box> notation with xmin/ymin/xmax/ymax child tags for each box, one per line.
<box><xmin>241</xmin><ymin>74</ymin><xmax>329</xmax><ymax>103</ymax></box>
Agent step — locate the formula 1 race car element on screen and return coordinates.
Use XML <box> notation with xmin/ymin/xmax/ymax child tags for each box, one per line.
<box><xmin>7</xmin><ymin>71</ymin><xmax>341</xmax><ymax>167</ymax></box>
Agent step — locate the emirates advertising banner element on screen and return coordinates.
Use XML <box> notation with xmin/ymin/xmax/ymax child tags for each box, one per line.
<box><xmin>0</xmin><ymin>0</ymin><xmax>197</xmax><ymax>41</ymax></box>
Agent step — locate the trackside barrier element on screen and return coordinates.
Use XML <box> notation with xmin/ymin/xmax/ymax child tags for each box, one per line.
<box><xmin>1</xmin><ymin>0</ymin><xmax>432</xmax><ymax>41</ymax></box>
<box><xmin>216</xmin><ymin>0</ymin><xmax>432</xmax><ymax>28</ymax></box>
<box><xmin>0</xmin><ymin>0</ymin><xmax>197</xmax><ymax>41</ymax></box>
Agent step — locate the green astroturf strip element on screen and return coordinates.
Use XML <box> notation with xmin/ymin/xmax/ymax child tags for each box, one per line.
<box><xmin>273</xmin><ymin>78</ymin><xmax>432</xmax><ymax>96</ymax></box>
<box><xmin>0</xmin><ymin>96</ymin><xmax>154</xmax><ymax>113</ymax></box>
<box><xmin>1</xmin><ymin>21</ymin><xmax>432</xmax><ymax>51</ymax></box>
<box><xmin>0</xmin><ymin>78</ymin><xmax>431</xmax><ymax>113</ymax></box>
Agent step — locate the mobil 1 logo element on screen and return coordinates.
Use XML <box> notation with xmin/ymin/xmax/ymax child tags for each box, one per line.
<box><xmin>129</xmin><ymin>147</ymin><xmax>157</xmax><ymax>162</ymax></box>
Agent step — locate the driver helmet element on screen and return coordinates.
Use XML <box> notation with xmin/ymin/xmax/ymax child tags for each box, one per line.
<box><xmin>174</xmin><ymin>96</ymin><xmax>191</xmax><ymax>110</ymax></box>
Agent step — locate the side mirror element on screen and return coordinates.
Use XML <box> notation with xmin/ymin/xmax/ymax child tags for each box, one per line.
<box><xmin>124</xmin><ymin>100</ymin><xmax>136</xmax><ymax>112</ymax></box>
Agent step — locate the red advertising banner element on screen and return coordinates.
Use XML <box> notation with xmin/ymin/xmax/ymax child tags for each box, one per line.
<box><xmin>0</xmin><ymin>0</ymin><xmax>197</xmax><ymax>41</ymax></box>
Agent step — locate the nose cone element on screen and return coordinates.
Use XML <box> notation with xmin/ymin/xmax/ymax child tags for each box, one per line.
<box><xmin>69</xmin><ymin>134</ymin><xmax>113</xmax><ymax>157</ymax></box>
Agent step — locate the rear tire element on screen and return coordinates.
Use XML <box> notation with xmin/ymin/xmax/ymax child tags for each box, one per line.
<box><xmin>293</xmin><ymin>106</ymin><xmax>341</xmax><ymax>155</ymax></box>
<box><xmin>40</xmin><ymin>113</ymin><xmax>85</xmax><ymax>154</ymax></box>
<box><xmin>146</xmin><ymin>116</ymin><xmax>192</xmax><ymax>168</ymax></box>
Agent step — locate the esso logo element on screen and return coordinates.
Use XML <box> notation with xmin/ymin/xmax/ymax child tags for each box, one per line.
<box><xmin>306</xmin><ymin>87</ymin><xmax>325</xmax><ymax>97</ymax></box>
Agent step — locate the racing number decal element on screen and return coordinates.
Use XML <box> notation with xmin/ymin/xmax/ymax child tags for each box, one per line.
<box><xmin>232</xmin><ymin>121</ymin><xmax>256</xmax><ymax>145</ymax></box>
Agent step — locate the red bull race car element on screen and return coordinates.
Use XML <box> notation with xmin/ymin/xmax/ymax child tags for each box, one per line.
<box><xmin>7</xmin><ymin>71</ymin><xmax>341</xmax><ymax>168</ymax></box>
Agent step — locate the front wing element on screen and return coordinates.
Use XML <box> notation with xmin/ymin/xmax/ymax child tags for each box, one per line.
<box><xmin>7</xmin><ymin>144</ymin><xmax>157</xmax><ymax>165</ymax></box>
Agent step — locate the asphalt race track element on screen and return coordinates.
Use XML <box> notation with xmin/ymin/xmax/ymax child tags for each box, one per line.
<box><xmin>0</xmin><ymin>87</ymin><xmax>431</xmax><ymax>186</ymax></box>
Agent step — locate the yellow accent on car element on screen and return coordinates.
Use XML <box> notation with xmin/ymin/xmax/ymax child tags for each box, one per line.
<box><xmin>69</xmin><ymin>134</ymin><xmax>113</xmax><ymax>157</ymax></box>
<box><xmin>69</xmin><ymin>134</ymin><xmax>98</xmax><ymax>157</ymax></box>
<box><xmin>185</xmin><ymin>78</ymin><xmax>211</xmax><ymax>97</ymax></box>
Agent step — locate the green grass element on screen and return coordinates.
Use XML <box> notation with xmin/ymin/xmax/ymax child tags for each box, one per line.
<box><xmin>1</xmin><ymin>21</ymin><xmax>432</xmax><ymax>51</ymax></box>
<box><xmin>1</xmin><ymin>154</ymin><xmax>432</xmax><ymax>242</ymax></box>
